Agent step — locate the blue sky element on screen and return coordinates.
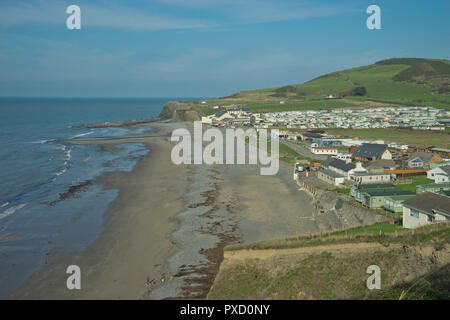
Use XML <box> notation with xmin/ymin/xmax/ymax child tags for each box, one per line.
<box><xmin>0</xmin><ymin>0</ymin><xmax>449</xmax><ymax>98</ymax></box>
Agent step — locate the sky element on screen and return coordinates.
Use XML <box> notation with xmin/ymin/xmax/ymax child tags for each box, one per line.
<box><xmin>0</xmin><ymin>0</ymin><xmax>449</xmax><ymax>98</ymax></box>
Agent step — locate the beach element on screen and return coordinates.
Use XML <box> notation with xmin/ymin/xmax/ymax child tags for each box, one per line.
<box><xmin>8</xmin><ymin>121</ymin><xmax>382</xmax><ymax>299</ymax></box>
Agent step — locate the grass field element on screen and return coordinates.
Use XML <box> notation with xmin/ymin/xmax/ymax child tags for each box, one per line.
<box><xmin>224</xmin><ymin>221</ymin><xmax>440</xmax><ymax>252</ymax></box>
<box><xmin>267</xmin><ymin>140</ymin><xmax>304</xmax><ymax>164</ymax></box>
<box><xmin>187</xmin><ymin>58</ymin><xmax>450</xmax><ymax>119</ymax></box>
<box><xmin>324</xmin><ymin>128</ymin><xmax>450</xmax><ymax>149</ymax></box>
<box><xmin>208</xmin><ymin>223</ymin><xmax>450</xmax><ymax>300</ymax></box>
<box><xmin>396</xmin><ymin>176</ymin><xmax>434</xmax><ymax>192</ymax></box>
<box><xmin>248</xmin><ymin>59</ymin><xmax>450</xmax><ymax>111</ymax></box>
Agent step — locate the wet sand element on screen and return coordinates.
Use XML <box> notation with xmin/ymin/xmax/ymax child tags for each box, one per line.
<box><xmin>8</xmin><ymin>123</ymin><xmax>186</xmax><ymax>299</ymax></box>
<box><xmin>8</xmin><ymin>121</ymin><xmax>380</xmax><ymax>299</ymax></box>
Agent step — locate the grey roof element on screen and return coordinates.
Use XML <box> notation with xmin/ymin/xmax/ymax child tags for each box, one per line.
<box><xmin>403</xmin><ymin>192</ymin><xmax>450</xmax><ymax>218</ymax></box>
<box><xmin>303</xmin><ymin>133</ymin><xmax>323</xmax><ymax>138</ymax></box>
<box><xmin>438</xmin><ymin>165</ymin><xmax>450</xmax><ymax>175</ymax></box>
<box><xmin>363</xmin><ymin>159</ymin><xmax>396</xmax><ymax>169</ymax></box>
<box><xmin>215</xmin><ymin>110</ymin><xmax>227</xmax><ymax>117</ymax></box>
<box><xmin>328</xmin><ymin>159</ymin><xmax>355</xmax><ymax>172</ymax></box>
<box><xmin>353</xmin><ymin>143</ymin><xmax>388</xmax><ymax>159</ymax></box>
<box><xmin>322</xmin><ymin>158</ymin><xmax>334</xmax><ymax>167</ymax></box>
<box><xmin>319</xmin><ymin>168</ymin><xmax>345</xmax><ymax>179</ymax></box>
<box><xmin>409</xmin><ymin>152</ymin><xmax>438</xmax><ymax>164</ymax></box>
<box><xmin>352</xmin><ymin>172</ymin><xmax>390</xmax><ymax>176</ymax></box>
<box><xmin>365</xmin><ymin>189</ymin><xmax>414</xmax><ymax>197</ymax></box>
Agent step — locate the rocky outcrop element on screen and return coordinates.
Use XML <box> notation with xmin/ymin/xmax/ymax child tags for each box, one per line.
<box><xmin>159</xmin><ymin>101</ymin><xmax>201</xmax><ymax>121</ymax></box>
<box><xmin>159</xmin><ymin>101</ymin><xmax>186</xmax><ymax>118</ymax></box>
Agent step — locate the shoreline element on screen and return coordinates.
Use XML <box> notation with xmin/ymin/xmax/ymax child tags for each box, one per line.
<box><xmin>8</xmin><ymin>123</ymin><xmax>185</xmax><ymax>299</ymax></box>
<box><xmin>7</xmin><ymin>121</ymin><xmax>384</xmax><ymax>299</ymax></box>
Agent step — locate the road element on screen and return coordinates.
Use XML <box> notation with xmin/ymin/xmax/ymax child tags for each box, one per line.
<box><xmin>282</xmin><ymin>140</ymin><xmax>328</xmax><ymax>161</ymax></box>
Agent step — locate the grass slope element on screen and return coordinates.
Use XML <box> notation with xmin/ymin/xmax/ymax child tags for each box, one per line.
<box><xmin>208</xmin><ymin>223</ymin><xmax>450</xmax><ymax>300</ymax></box>
<box><xmin>192</xmin><ymin>58</ymin><xmax>450</xmax><ymax>115</ymax></box>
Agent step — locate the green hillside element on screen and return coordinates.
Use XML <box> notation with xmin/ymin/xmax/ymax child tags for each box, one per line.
<box><xmin>189</xmin><ymin>58</ymin><xmax>450</xmax><ymax>115</ymax></box>
<box><xmin>207</xmin><ymin>223</ymin><xmax>450</xmax><ymax>300</ymax></box>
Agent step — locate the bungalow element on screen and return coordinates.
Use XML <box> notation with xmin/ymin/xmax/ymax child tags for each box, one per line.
<box><xmin>317</xmin><ymin>168</ymin><xmax>345</xmax><ymax>186</ymax></box>
<box><xmin>408</xmin><ymin>152</ymin><xmax>442</xmax><ymax>169</ymax></box>
<box><xmin>426</xmin><ymin>165</ymin><xmax>450</xmax><ymax>183</ymax></box>
<box><xmin>407</xmin><ymin>145</ymin><xmax>434</xmax><ymax>153</ymax></box>
<box><xmin>350</xmin><ymin>172</ymin><xmax>391</xmax><ymax>184</ymax></box>
<box><xmin>310</xmin><ymin>147</ymin><xmax>338</xmax><ymax>155</ymax></box>
<box><xmin>361</xmin><ymin>188</ymin><xmax>413</xmax><ymax>208</ymax></box>
<box><xmin>350</xmin><ymin>184</ymin><xmax>414</xmax><ymax>208</ymax></box>
<box><xmin>430</xmin><ymin>147</ymin><xmax>450</xmax><ymax>159</ymax></box>
<box><xmin>416</xmin><ymin>182</ymin><xmax>450</xmax><ymax>195</ymax></box>
<box><xmin>333</xmin><ymin>153</ymin><xmax>352</xmax><ymax>162</ymax></box>
<box><xmin>327</xmin><ymin>159</ymin><xmax>367</xmax><ymax>179</ymax></box>
<box><xmin>430</xmin><ymin>160</ymin><xmax>450</xmax><ymax>169</ymax></box>
<box><xmin>383</xmin><ymin>194</ymin><xmax>415</xmax><ymax>213</ymax></box>
<box><xmin>363</xmin><ymin>159</ymin><xmax>396</xmax><ymax>173</ymax></box>
<box><xmin>351</xmin><ymin>184</ymin><xmax>393</xmax><ymax>202</ymax></box>
<box><xmin>402</xmin><ymin>192</ymin><xmax>450</xmax><ymax>229</ymax></box>
<box><xmin>352</xmin><ymin>143</ymin><xmax>392</xmax><ymax>162</ymax></box>
<box><xmin>301</xmin><ymin>132</ymin><xmax>324</xmax><ymax>143</ymax></box>
<box><xmin>202</xmin><ymin>110</ymin><xmax>233</xmax><ymax>125</ymax></box>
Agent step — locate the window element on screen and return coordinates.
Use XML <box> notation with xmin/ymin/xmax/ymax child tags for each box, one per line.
<box><xmin>410</xmin><ymin>209</ymin><xmax>419</xmax><ymax>218</ymax></box>
<box><xmin>427</xmin><ymin>215</ymin><xmax>435</xmax><ymax>223</ymax></box>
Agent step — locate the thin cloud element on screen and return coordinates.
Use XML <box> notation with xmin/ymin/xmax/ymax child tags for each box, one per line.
<box><xmin>158</xmin><ymin>0</ymin><xmax>356</xmax><ymax>24</ymax></box>
<box><xmin>0</xmin><ymin>0</ymin><xmax>357</xmax><ymax>31</ymax></box>
<box><xmin>0</xmin><ymin>0</ymin><xmax>215</xmax><ymax>31</ymax></box>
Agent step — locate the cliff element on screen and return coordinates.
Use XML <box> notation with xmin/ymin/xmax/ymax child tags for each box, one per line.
<box><xmin>159</xmin><ymin>101</ymin><xmax>201</xmax><ymax>121</ymax></box>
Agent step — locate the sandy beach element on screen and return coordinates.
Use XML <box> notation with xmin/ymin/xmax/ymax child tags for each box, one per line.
<box><xmin>8</xmin><ymin>121</ymin><xmax>382</xmax><ymax>299</ymax></box>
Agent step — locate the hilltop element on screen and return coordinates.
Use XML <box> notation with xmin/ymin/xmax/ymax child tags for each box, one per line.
<box><xmin>160</xmin><ymin>58</ymin><xmax>450</xmax><ymax>119</ymax></box>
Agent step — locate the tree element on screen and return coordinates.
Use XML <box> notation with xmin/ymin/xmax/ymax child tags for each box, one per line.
<box><xmin>353</xmin><ymin>86</ymin><xmax>367</xmax><ymax>96</ymax></box>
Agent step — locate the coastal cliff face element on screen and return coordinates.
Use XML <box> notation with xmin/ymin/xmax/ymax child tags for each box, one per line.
<box><xmin>160</xmin><ymin>101</ymin><xmax>201</xmax><ymax>121</ymax></box>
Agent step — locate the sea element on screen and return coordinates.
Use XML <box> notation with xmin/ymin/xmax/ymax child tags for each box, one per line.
<box><xmin>0</xmin><ymin>97</ymin><xmax>195</xmax><ymax>298</ymax></box>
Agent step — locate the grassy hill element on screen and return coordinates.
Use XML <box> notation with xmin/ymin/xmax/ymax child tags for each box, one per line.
<box><xmin>185</xmin><ymin>58</ymin><xmax>450</xmax><ymax>116</ymax></box>
<box><xmin>207</xmin><ymin>223</ymin><xmax>450</xmax><ymax>300</ymax></box>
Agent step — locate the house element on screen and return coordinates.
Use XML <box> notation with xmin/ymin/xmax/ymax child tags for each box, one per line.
<box><xmin>301</xmin><ymin>132</ymin><xmax>324</xmax><ymax>143</ymax></box>
<box><xmin>317</xmin><ymin>168</ymin><xmax>345</xmax><ymax>186</ymax></box>
<box><xmin>363</xmin><ymin>159</ymin><xmax>396</xmax><ymax>173</ymax></box>
<box><xmin>361</xmin><ymin>188</ymin><xmax>414</xmax><ymax>208</ymax></box>
<box><xmin>327</xmin><ymin>159</ymin><xmax>367</xmax><ymax>179</ymax></box>
<box><xmin>202</xmin><ymin>110</ymin><xmax>233</xmax><ymax>125</ymax></box>
<box><xmin>402</xmin><ymin>192</ymin><xmax>450</xmax><ymax>228</ymax></box>
<box><xmin>383</xmin><ymin>194</ymin><xmax>415</xmax><ymax>213</ymax></box>
<box><xmin>352</xmin><ymin>143</ymin><xmax>392</xmax><ymax>162</ymax></box>
<box><xmin>430</xmin><ymin>147</ymin><xmax>450</xmax><ymax>159</ymax></box>
<box><xmin>333</xmin><ymin>153</ymin><xmax>352</xmax><ymax>162</ymax></box>
<box><xmin>407</xmin><ymin>145</ymin><xmax>433</xmax><ymax>153</ymax></box>
<box><xmin>407</xmin><ymin>152</ymin><xmax>442</xmax><ymax>169</ymax></box>
<box><xmin>426</xmin><ymin>165</ymin><xmax>450</xmax><ymax>183</ymax></box>
<box><xmin>430</xmin><ymin>160</ymin><xmax>450</xmax><ymax>169</ymax></box>
<box><xmin>416</xmin><ymin>182</ymin><xmax>450</xmax><ymax>195</ymax></box>
<box><xmin>351</xmin><ymin>184</ymin><xmax>393</xmax><ymax>202</ymax></box>
<box><xmin>310</xmin><ymin>147</ymin><xmax>338</xmax><ymax>155</ymax></box>
<box><xmin>350</xmin><ymin>184</ymin><xmax>414</xmax><ymax>208</ymax></box>
<box><xmin>350</xmin><ymin>172</ymin><xmax>391</xmax><ymax>184</ymax></box>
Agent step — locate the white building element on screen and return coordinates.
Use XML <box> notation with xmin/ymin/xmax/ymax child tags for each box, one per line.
<box><xmin>310</xmin><ymin>147</ymin><xmax>338</xmax><ymax>155</ymax></box>
<box><xmin>427</xmin><ymin>165</ymin><xmax>450</xmax><ymax>183</ymax></box>
<box><xmin>402</xmin><ymin>192</ymin><xmax>450</xmax><ymax>229</ymax></box>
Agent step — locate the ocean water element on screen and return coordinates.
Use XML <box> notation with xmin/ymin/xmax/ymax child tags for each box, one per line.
<box><xmin>0</xmin><ymin>97</ymin><xmax>190</xmax><ymax>298</ymax></box>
